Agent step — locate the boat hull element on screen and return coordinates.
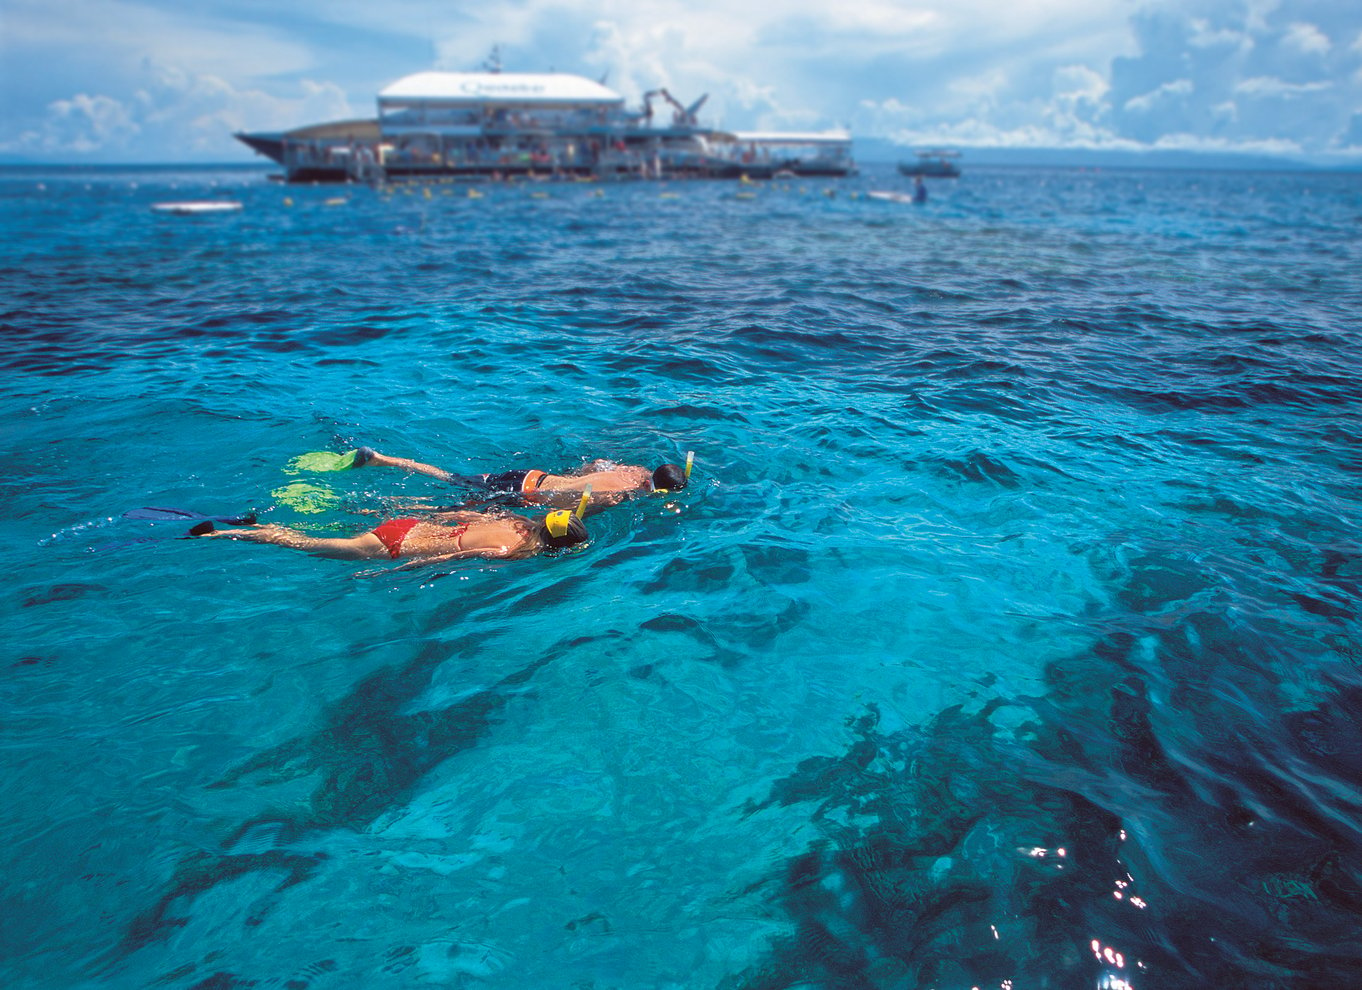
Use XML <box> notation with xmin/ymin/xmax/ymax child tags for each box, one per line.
<box><xmin>235</xmin><ymin>116</ymin><xmax>855</xmax><ymax>184</ymax></box>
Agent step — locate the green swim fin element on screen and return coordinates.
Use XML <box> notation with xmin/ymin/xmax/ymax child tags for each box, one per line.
<box><xmin>287</xmin><ymin>448</ymin><xmax>372</xmax><ymax>473</ymax></box>
<box><xmin>271</xmin><ymin>481</ymin><xmax>342</xmax><ymax>514</ymax></box>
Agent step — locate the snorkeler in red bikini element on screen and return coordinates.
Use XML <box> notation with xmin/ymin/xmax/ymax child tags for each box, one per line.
<box><xmin>191</xmin><ymin>504</ymin><xmax>587</xmax><ymax>565</ymax></box>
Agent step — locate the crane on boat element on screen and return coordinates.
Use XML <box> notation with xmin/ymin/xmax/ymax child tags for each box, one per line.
<box><xmin>641</xmin><ymin>88</ymin><xmax>709</xmax><ymax>126</ymax></box>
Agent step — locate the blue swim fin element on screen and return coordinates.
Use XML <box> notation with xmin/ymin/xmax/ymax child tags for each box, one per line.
<box><xmin>124</xmin><ymin>507</ymin><xmax>257</xmax><ymax>525</ymax></box>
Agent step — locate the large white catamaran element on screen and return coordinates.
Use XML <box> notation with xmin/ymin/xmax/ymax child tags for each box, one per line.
<box><xmin>236</xmin><ymin>57</ymin><xmax>853</xmax><ymax>184</ymax></box>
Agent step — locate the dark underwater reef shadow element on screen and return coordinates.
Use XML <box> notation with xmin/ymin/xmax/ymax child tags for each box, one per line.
<box><xmin>728</xmin><ymin>632</ymin><xmax>1362</xmax><ymax>990</ymax></box>
<box><xmin>113</xmin><ymin>633</ymin><xmax>565</xmax><ymax>961</ymax></box>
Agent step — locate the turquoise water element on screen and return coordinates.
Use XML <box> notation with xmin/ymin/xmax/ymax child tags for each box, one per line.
<box><xmin>3</xmin><ymin>163</ymin><xmax>1361</xmax><ymax>988</ymax></box>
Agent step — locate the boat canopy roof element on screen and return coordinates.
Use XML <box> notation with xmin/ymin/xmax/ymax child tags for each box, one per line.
<box><xmin>731</xmin><ymin>130</ymin><xmax>851</xmax><ymax>145</ymax></box>
<box><xmin>283</xmin><ymin>118</ymin><xmax>381</xmax><ymax>142</ymax></box>
<box><xmin>379</xmin><ymin>72</ymin><xmax>625</xmax><ymax>107</ymax></box>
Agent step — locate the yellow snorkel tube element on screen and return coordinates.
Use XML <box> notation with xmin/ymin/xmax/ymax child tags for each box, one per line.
<box><xmin>685</xmin><ymin>450</ymin><xmax>694</xmax><ymax>481</ymax></box>
<box><xmin>544</xmin><ymin>485</ymin><xmax>592</xmax><ymax>538</ymax></box>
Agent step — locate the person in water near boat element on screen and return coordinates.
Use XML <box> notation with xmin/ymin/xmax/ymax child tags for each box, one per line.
<box><xmin>188</xmin><ymin>503</ymin><xmax>588</xmax><ymax>565</ymax></box>
<box><xmin>335</xmin><ymin>446</ymin><xmax>691</xmax><ymax>508</ymax></box>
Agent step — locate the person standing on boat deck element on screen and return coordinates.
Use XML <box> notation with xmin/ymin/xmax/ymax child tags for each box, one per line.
<box><xmin>343</xmin><ymin>447</ymin><xmax>689</xmax><ymax>510</ymax></box>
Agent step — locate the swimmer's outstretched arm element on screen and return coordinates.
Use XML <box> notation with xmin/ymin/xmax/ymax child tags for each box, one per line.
<box><xmin>356</xmin><ymin>546</ymin><xmax>509</xmax><ymax>577</ymax></box>
<box><xmin>356</xmin><ymin>555</ymin><xmax>459</xmax><ymax>576</ymax></box>
<box><xmin>355</xmin><ymin>449</ymin><xmax>456</xmax><ymax>483</ymax></box>
<box><xmin>369</xmin><ymin>495</ymin><xmax>479</xmax><ymax>515</ymax></box>
<box><xmin>532</xmin><ymin>488</ymin><xmax>625</xmax><ymax>515</ymax></box>
<box><xmin>383</xmin><ymin>546</ymin><xmax>516</xmax><ymax>571</ymax></box>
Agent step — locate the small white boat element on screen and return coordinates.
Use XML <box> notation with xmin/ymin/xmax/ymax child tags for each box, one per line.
<box><xmin>150</xmin><ymin>201</ymin><xmax>243</xmax><ymax>215</ymax></box>
<box><xmin>867</xmin><ymin>190</ymin><xmax>915</xmax><ymax>204</ymax></box>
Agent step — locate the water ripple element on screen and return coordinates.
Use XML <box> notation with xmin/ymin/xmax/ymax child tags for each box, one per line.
<box><xmin>2</xmin><ymin>163</ymin><xmax>1360</xmax><ymax>989</ymax></box>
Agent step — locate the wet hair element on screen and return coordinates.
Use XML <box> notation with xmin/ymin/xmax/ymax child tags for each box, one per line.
<box><xmin>653</xmin><ymin>463</ymin><xmax>687</xmax><ymax>491</ymax></box>
<box><xmin>533</xmin><ymin>513</ymin><xmax>588</xmax><ymax>551</ymax></box>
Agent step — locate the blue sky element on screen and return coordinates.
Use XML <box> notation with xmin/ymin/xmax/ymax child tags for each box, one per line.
<box><xmin>2</xmin><ymin>0</ymin><xmax>1360</xmax><ymax>163</ymax></box>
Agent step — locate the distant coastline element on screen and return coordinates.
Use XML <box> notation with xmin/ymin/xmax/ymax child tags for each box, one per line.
<box><xmin>852</xmin><ymin>140</ymin><xmax>1362</xmax><ymax>172</ymax></box>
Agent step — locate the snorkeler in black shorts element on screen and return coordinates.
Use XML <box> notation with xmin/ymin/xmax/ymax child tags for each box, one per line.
<box><xmin>346</xmin><ymin>447</ymin><xmax>691</xmax><ymax>508</ymax></box>
<box><xmin>470</xmin><ymin>468</ymin><xmax>552</xmax><ymax>497</ymax></box>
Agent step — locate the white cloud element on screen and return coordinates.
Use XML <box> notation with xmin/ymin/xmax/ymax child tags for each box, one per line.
<box><xmin>1235</xmin><ymin>75</ymin><xmax>1331</xmax><ymax>96</ymax></box>
<box><xmin>1123</xmin><ymin>78</ymin><xmax>1194</xmax><ymax>113</ymax></box>
<box><xmin>1151</xmin><ymin>131</ymin><xmax>1302</xmax><ymax>155</ymax></box>
<box><xmin>0</xmin><ymin>65</ymin><xmax>355</xmax><ymax>159</ymax></box>
<box><xmin>0</xmin><ymin>94</ymin><xmax>140</xmax><ymax>156</ymax></box>
<box><xmin>947</xmin><ymin>69</ymin><xmax>1012</xmax><ymax>103</ymax></box>
<box><xmin>1281</xmin><ymin>22</ymin><xmax>1330</xmax><ymax>55</ymax></box>
<box><xmin>1243</xmin><ymin>0</ymin><xmax>1282</xmax><ymax>35</ymax></box>
<box><xmin>47</xmin><ymin>94</ymin><xmax>140</xmax><ymax>153</ymax></box>
<box><xmin>1187</xmin><ymin>18</ymin><xmax>1251</xmax><ymax>51</ymax></box>
<box><xmin>1053</xmin><ymin>64</ymin><xmax>1109</xmax><ymax>107</ymax></box>
<box><xmin>428</xmin><ymin>0</ymin><xmax>1134</xmax><ymax>104</ymax></box>
<box><xmin>3</xmin><ymin>0</ymin><xmax>1360</xmax><ymax>161</ymax></box>
<box><xmin>4</xmin><ymin>0</ymin><xmax>318</xmax><ymax>80</ymax></box>
<box><xmin>885</xmin><ymin>117</ymin><xmax>1139</xmax><ymax>150</ymax></box>
<box><xmin>814</xmin><ymin>4</ymin><xmax>941</xmax><ymax>39</ymax></box>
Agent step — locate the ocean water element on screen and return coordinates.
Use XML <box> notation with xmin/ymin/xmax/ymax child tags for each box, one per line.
<box><xmin>2</xmin><ymin>161</ymin><xmax>1360</xmax><ymax>989</ymax></box>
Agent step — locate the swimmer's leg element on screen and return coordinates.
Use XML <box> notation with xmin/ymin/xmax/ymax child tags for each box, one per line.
<box><xmin>193</xmin><ymin>523</ymin><xmax>387</xmax><ymax>560</ymax></box>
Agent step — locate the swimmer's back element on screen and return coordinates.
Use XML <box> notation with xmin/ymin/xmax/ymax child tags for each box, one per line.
<box><xmin>540</xmin><ymin>464</ymin><xmax>652</xmax><ymax>493</ymax></box>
